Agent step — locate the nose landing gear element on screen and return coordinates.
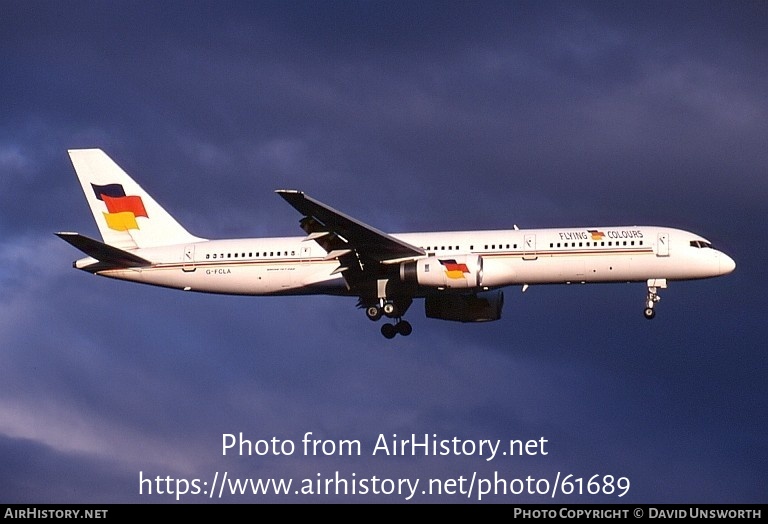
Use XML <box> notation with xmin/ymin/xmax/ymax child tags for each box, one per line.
<box><xmin>644</xmin><ymin>279</ymin><xmax>666</xmax><ymax>320</ymax></box>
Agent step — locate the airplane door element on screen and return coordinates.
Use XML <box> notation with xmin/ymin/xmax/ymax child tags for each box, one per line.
<box><xmin>523</xmin><ymin>234</ymin><xmax>537</xmax><ymax>260</ymax></box>
<box><xmin>657</xmin><ymin>232</ymin><xmax>669</xmax><ymax>257</ymax></box>
<box><xmin>290</xmin><ymin>246</ymin><xmax>313</xmax><ymax>287</ymax></box>
<box><xmin>183</xmin><ymin>244</ymin><xmax>196</xmax><ymax>271</ymax></box>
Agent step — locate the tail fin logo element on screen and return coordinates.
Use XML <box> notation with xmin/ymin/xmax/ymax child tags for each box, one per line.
<box><xmin>439</xmin><ymin>259</ymin><xmax>470</xmax><ymax>279</ymax></box>
<box><xmin>91</xmin><ymin>183</ymin><xmax>148</xmax><ymax>231</ymax></box>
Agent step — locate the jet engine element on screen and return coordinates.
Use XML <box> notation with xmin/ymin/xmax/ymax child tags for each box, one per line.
<box><xmin>399</xmin><ymin>255</ymin><xmax>482</xmax><ymax>289</ymax></box>
<box><xmin>424</xmin><ymin>290</ymin><xmax>504</xmax><ymax>322</ymax></box>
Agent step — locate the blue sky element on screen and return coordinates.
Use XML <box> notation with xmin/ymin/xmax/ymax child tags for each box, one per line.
<box><xmin>1</xmin><ymin>0</ymin><xmax>765</xmax><ymax>503</ymax></box>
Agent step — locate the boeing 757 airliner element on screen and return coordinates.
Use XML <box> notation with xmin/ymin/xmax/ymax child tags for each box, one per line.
<box><xmin>57</xmin><ymin>149</ymin><xmax>735</xmax><ymax>338</ymax></box>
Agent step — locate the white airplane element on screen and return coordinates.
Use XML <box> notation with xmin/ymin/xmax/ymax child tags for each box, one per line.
<box><xmin>57</xmin><ymin>148</ymin><xmax>736</xmax><ymax>338</ymax></box>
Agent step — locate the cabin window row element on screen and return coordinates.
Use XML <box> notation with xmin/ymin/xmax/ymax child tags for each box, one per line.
<box><xmin>483</xmin><ymin>244</ymin><xmax>518</xmax><ymax>250</ymax></box>
<box><xmin>422</xmin><ymin>244</ymin><xmax>520</xmax><ymax>251</ymax></box>
<box><xmin>423</xmin><ymin>245</ymin><xmax>461</xmax><ymax>251</ymax></box>
<box><xmin>204</xmin><ymin>250</ymin><xmax>296</xmax><ymax>260</ymax></box>
<box><xmin>548</xmin><ymin>241</ymin><xmax>644</xmax><ymax>248</ymax></box>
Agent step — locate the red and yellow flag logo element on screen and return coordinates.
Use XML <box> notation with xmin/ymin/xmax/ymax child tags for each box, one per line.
<box><xmin>587</xmin><ymin>229</ymin><xmax>605</xmax><ymax>241</ymax></box>
<box><xmin>439</xmin><ymin>259</ymin><xmax>470</xmax><ymax>279</ymax></box>
<box><xmin>92</xmin><ymin>183</ymin><xmax>148</xmax><ymax>231</ymax></box>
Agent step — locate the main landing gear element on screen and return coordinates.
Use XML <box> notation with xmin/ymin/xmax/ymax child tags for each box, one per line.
<box><xmin>380</xmin><ymin>320</ymin><xmax>412</xmax><ymax>339</ymax></box>
<box><xmin>365</xmin><ymin>299</ymin><xmax>413</xmax><ymax>339</ymax></box>
<box><xmin>644</xmin><ymin>278</ymin><xmax>667</xmax><ymax>320</ymax></box>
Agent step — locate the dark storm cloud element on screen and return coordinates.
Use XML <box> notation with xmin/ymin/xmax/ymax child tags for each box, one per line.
<box><xmin>5</xmin><ymin>1</ymin><xmax>764</xmax><ymax>228</ymax></box>
<box><xmin>0</xmin><ymin>0</ymin><xmax>765</xmax><ymax>504</ymax></box>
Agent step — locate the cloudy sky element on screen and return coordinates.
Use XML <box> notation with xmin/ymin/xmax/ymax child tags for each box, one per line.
<box><xmin>1</xmin><ymin>0</ymin><xmax>765</xmax><ymax>504</ymax></box>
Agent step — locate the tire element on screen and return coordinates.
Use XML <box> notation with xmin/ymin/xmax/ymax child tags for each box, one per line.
<box><xmin>381</xmin><ymin>323</ymin><xmax>397</xmax><ymax>339</ymax></box>
<box><xmin>366</xmin><ymin>306</ymin><xmax>382</xmax><ymax>321</ymax></box>
<box><xmin>383</xmin><ymin>302</ymin><xmax>397</xmax><ymax>317</ymax></box>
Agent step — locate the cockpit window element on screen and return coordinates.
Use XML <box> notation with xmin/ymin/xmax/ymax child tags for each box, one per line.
<box><xmin>690</xmin><ymin>240</ymin><xmax>713</xmax><ymax>249</ymax></box>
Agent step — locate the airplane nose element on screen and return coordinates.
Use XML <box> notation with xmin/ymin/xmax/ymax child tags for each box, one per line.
<box><xmin>719</xmin><ymin>253</ymin><xmax>736</xmax><ymax>275</ymax></box>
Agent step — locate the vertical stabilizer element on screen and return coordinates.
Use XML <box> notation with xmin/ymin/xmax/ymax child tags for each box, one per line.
<box><xmin>68</xmin><ymin>149</ymin><xmax>204</xmax><ymax>250</ymax></box>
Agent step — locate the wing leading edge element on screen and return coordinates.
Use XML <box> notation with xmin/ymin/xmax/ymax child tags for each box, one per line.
<box><xmin>275</xmin><ymin>190</ymin><xmax>425</xmax><ymax>262</ymax></box>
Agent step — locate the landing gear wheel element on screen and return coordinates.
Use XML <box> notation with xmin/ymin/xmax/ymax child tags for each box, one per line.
<box><xmin>366</xmin><ymin>306</ymin><xmax>382</xmax><ymax>321</ymax></box>
<box><xmin>381</xmin><ymin>323</ymin><xmax>397</xmax><ymax>339</ymax></box>
<box><xmin>383</xmin><ymin>302</ymin><xmax>397</xmax><ymax>317</ymax></box>
<box><xmin>644</xmin><ymin>279</ymin><xmax>665</xmax><ymax>321</ymax></box>
<box><xmin>397</xmin><ymin>320</ymin><xmax>412</xmax><ymax>336</ymax></box>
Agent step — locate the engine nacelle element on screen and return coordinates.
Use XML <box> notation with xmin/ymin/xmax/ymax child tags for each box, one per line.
<box><xmin>400</xmin><ymin>255</ymin><xmax>482</xmax><ymax>289</ymax></box>
<box><xmin>424</xmin><ymin>290</ymin><xmax>504</xmax><ymax>322</ymax></box>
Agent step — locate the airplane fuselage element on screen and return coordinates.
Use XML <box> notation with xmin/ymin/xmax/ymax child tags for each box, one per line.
<box><xmin>78</xmin><ymin>225</ymin><xmax>733</xmax><ymax>296</ymax></box>
<box><xmin>59</xmin><ymin>149</ymin><xmax>736</xmax><ymax>338</ymax></box>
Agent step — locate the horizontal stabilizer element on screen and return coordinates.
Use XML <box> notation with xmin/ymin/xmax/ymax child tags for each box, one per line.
<box><xmin>56</xmin><ymin>232</ymin><xmax>151</xmax><ymax>269</ymax></box>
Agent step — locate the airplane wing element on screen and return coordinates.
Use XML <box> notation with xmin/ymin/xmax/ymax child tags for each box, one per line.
<box><xmin>275</xmin><ymin>190</ymin><xmax>425</xmax><ymax>263</ymax></box>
